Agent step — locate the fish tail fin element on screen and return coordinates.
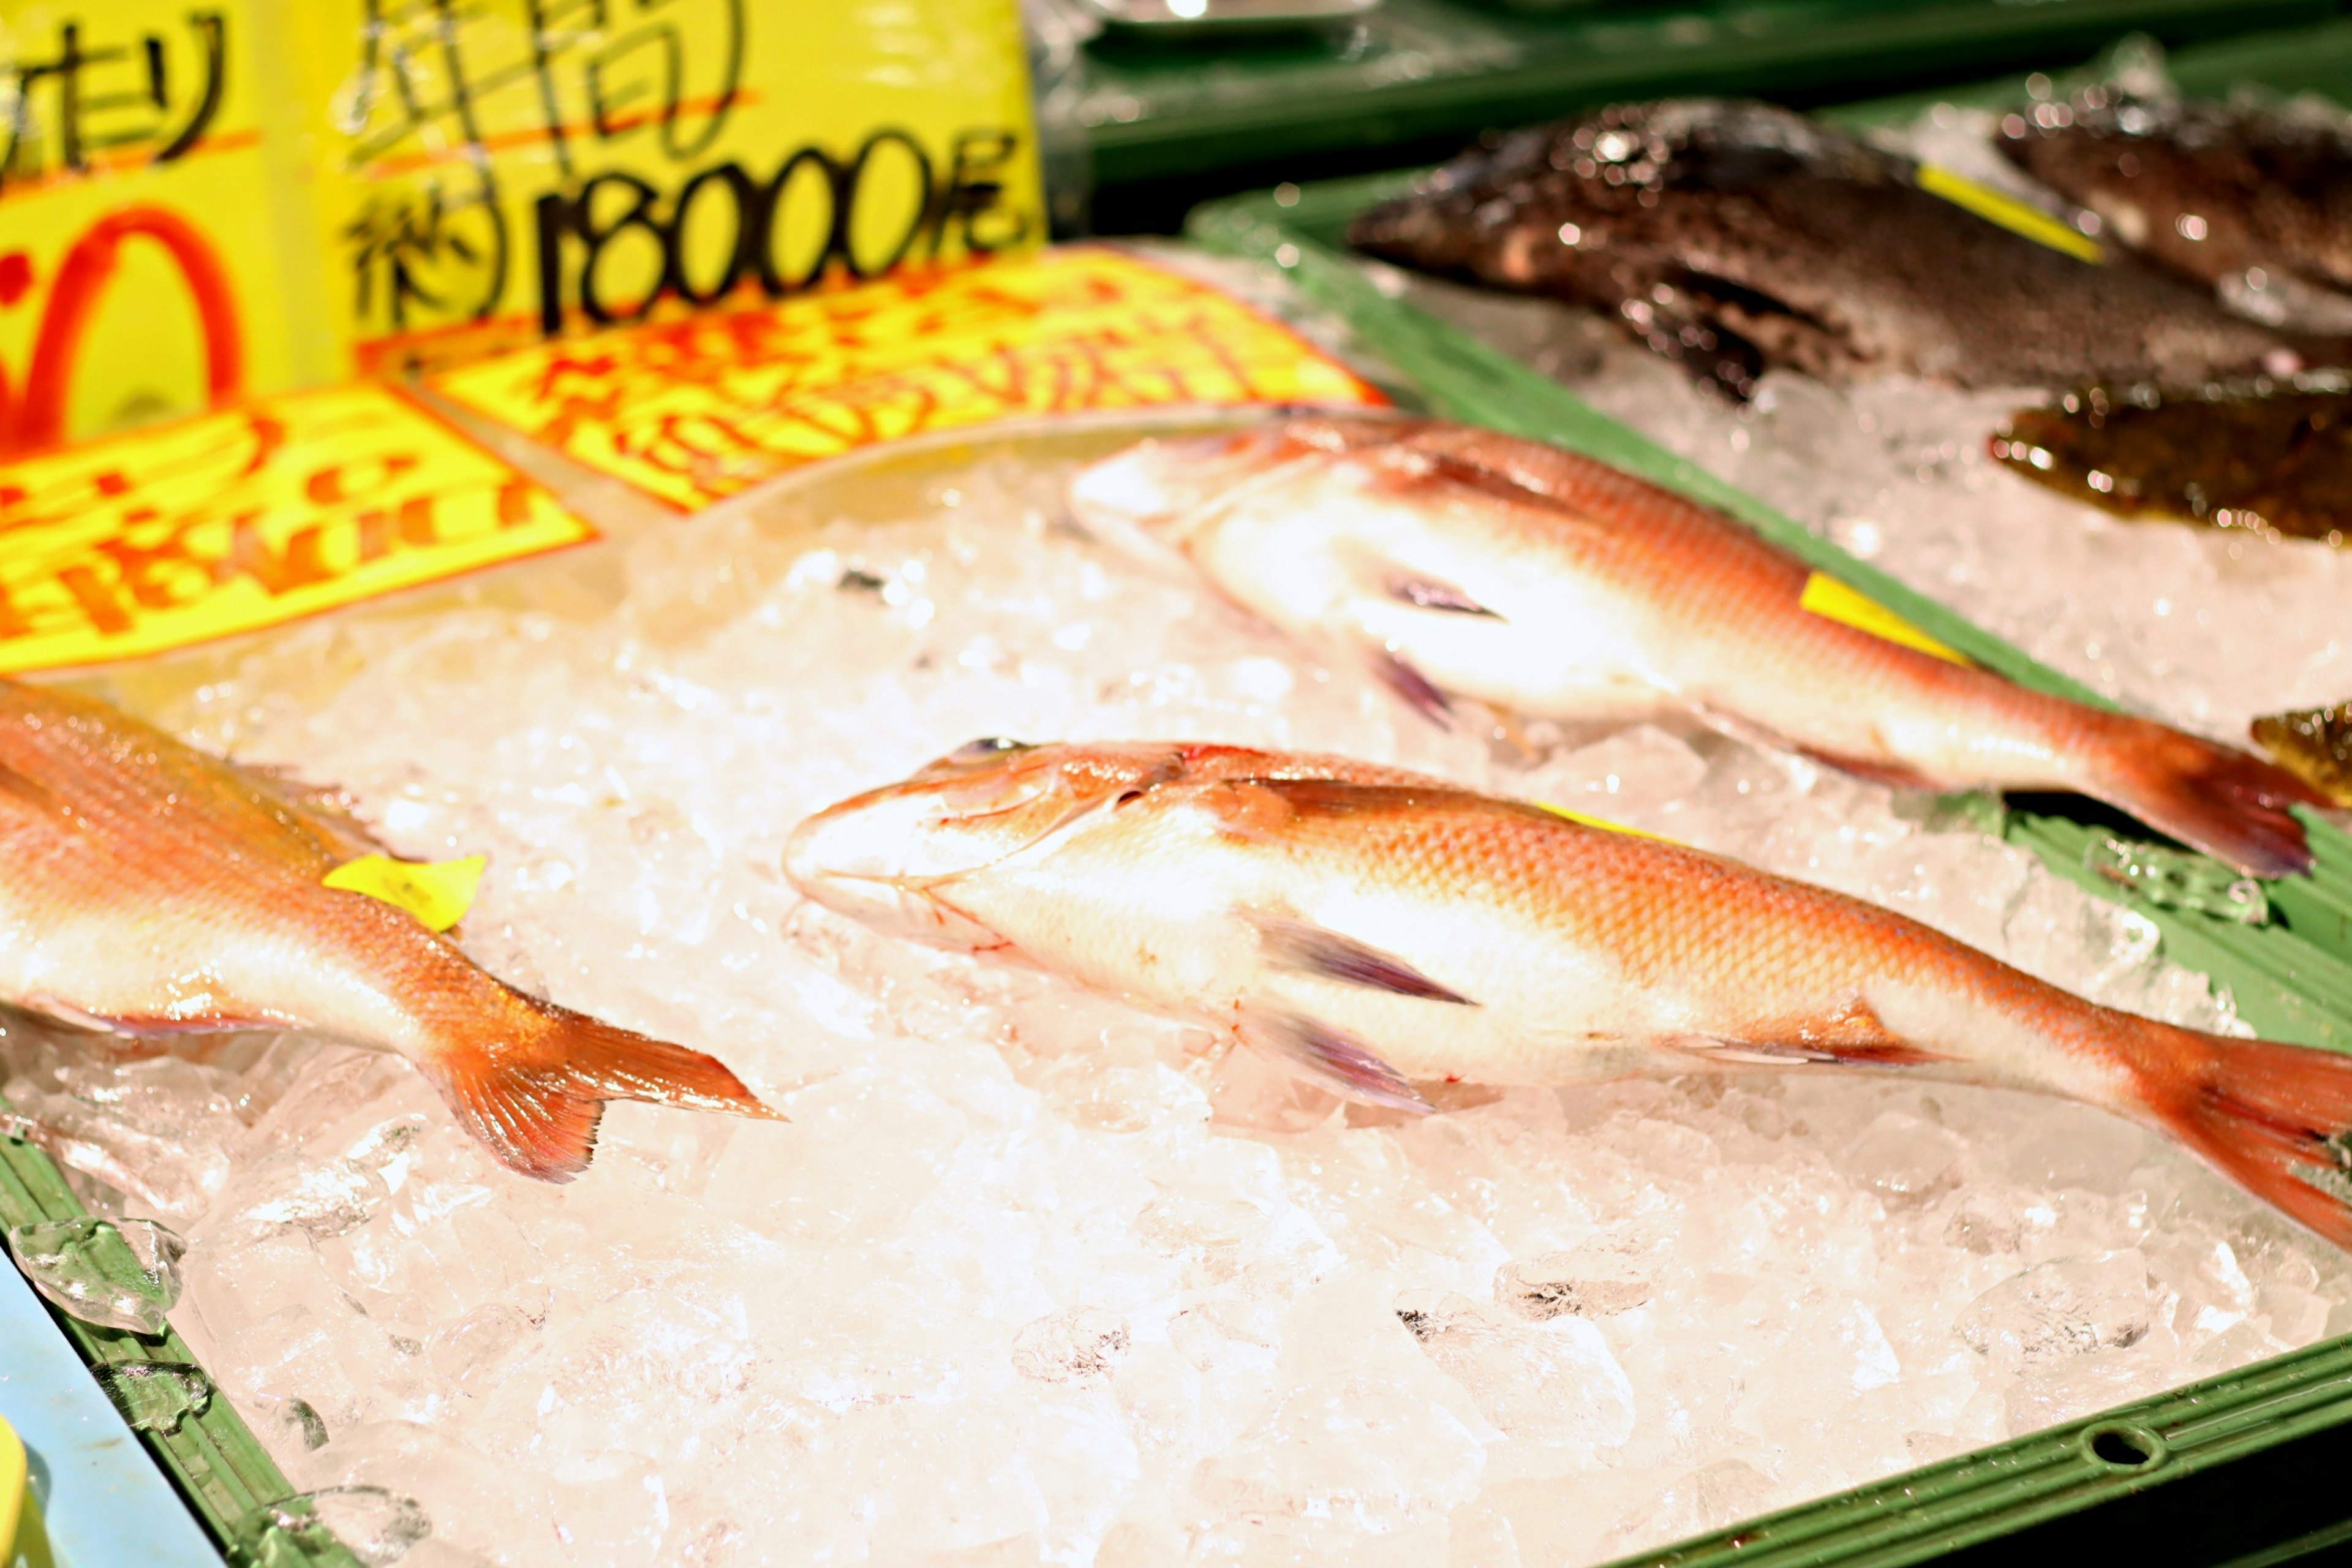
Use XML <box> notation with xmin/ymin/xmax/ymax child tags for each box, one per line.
<box><xmin>2126</xmin><ymin>1021</ymin><xmax>2352</xmax><ymax>1248</ymax></box>
<box><xmin>429</xmin><ymin>1002</ymin><xmax>782</xmax><ymax>1183</ymax></box>
<box><xmin>2088</xmin><ymin>722</ymin><xmax>2324</xmax><ymax>878</ymax></box>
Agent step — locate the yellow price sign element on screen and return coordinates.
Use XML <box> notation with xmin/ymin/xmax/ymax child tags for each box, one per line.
<box><xmin>0</xmin><ymin>383</ymin><xmax>595</xmax><ymax>673</ymax></box>
<box><xmin>431</xmin><ymin>246</ymin><xmax>1388</xmax><ymax>510</ymax></box>
<box><xmin>287</xmin><ymin>0</ymin><xmax>1046</xmax><ymax>375</ymax></box>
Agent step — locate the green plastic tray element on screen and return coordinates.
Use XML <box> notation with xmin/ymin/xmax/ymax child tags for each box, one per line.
<box><xmin>1</xmin><ymin>1107</ymin><xmax>363</xmax><ymax>1567</ymax></box>
<box><xmin>1183</xmin><ymin>20</ymin><xmax>2352</xmax><ymax>1567</ymax></box>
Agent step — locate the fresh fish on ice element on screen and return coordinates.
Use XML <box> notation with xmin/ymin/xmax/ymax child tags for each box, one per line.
<box><xmin>1068</xmin><ymin>414</ymin><xmax>2326</xmax><ymax>877</ymax></box>
<box><xmin>786</xmin><ymin>739</ymin><xmax>2352</xmax><ymax>1246</ymax></box>
<box><xmin>0</xmin><ymin>677</ymin><xmax>778</xmax><ymax>1180</ymax></box>
<box><xmin>1348</xmin><ymin>99</ymin><xmax>2297</xmax><ymax>398</ymax></box>
<box><xmin>1999</xmin><ymin>84</ymin><xmax>2352</xmax><ymax>334</ymax></box>
<box><xmin>1993</xmin><ymin>380</ymin><xmax>2352</xmax><ymax>543</ymax></box>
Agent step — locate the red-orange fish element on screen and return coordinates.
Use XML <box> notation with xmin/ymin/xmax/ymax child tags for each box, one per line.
<box><xmin>0</xmin><ymin>678</ymin><xmax>777</xmax><ymax>1180</ymax></box>
<box><xmin>1069</xmin><ymin>415</ymin><xmax>2326</xmax><ymax>878</ymax></box>
<box><xmin>788</xmin><ymin>739</ymin><xmax>2352</xmax><ymax>1247</ymax></box>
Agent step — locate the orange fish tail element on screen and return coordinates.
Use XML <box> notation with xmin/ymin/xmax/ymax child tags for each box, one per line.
<box><xmin>427</xmin><ymin>1000</ymin><xmax>782</xmax><ymax>1182</ymax></box>
<box><xmin>2086</xmin><ymin>721</ymin><xmax>2323</xmax><ymax>878</ymax></box>
<box><xmin>2124</xmin><ymin>1019</ymin><xmax>2352</xmax><ymax>1248</ymax></box>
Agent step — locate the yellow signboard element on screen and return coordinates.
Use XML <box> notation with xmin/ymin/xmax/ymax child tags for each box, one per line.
<box><xmin>431</xmin><ymin>246</ymin><xmax>1388</xmax><ymax>510</ymax></box>
<box><xmin>0</xmin><ymin>382</ymin><xmax>594</xmax><ymax>672</ymax></box>
<box><xmin>0</xmin><ymin>0</ymin><xmax>1042</xmax><ymax>447</ymax></box>
<box><xmin>0</xmin><ymin>1</ymin><xmax>334</xmax><ymax>453</ymax></box>
<box><xmin>287</xmin><ymin>0</ymin><xmax>1045</xmax><ymax>376</ymax></box>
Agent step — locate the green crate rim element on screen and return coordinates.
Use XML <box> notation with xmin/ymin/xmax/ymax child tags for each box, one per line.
<box><xmin>1185</xmin><ymin>158</ymin><xmax>2352</xmax><ymax>1568</ymax></box>
<box><xmin>2</xmin><ymin>1109</ymin><xmax>364</xmax><ymax>1567</ymax></box>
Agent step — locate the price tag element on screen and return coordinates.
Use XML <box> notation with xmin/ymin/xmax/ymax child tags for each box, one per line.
<box><xmin>1799</xmin><ymin>571</ymin><xmax>1971</xmax><ymax>666</ymax></box>
<box><xmin>1915</xmin><ymin>165</ymin><xmax>2103</xmax><ymax>265</ymax></box>
<box><xmin>323</xmin><ymin>853</ymin><xmax>486</xmax><ymax>933</ymax></box>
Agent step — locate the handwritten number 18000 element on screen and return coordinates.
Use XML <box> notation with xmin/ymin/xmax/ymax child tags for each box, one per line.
<box><xmin>533</xmin><ymin>128</ymin><xmax>1026</xmax><ymax>332</ymax></box>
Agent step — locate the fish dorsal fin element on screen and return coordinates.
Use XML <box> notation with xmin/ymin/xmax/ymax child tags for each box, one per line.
<box><xmin>230</xmin><ymin>761</ymin><xmax>393</xmax><ymax>864</ymax></box>
<box><xmin>1237</xmin><ymin>1005</ymin><xmax>1433</xmax><ymax>1114</ymax></box>
<box><xmin>1251</xmin><ymin>914</ymin><xmax>1477</xmax><ymax>1005</ymax></box>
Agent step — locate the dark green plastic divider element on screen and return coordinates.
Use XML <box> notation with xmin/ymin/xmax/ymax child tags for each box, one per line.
<box><xmin>1186</xmin><ymin>169</ymin><xmax>2352</xmax><ymax>1054</ymax></box>
<box><xmin>1074</xmin><ymin>0</ymin><xmax>2335</xmax><ymax>202</ymax></box>
<box><xmin>1181</xmin><ymin>39</ymin><xmax>2352</xmax><ymax>1558</ymax></box>
<box><xmin>1</xmin><ymin>1105</ymin><xmax>363</xmax><ymax>1567</ymax></box>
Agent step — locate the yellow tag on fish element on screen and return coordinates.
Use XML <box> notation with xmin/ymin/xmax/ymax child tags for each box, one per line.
<box><xmin>1535</xmin><ymin>802</ymin><xmax>1683</xmax><ymax>844</ymax></box>
<box><xmin>323</xmin><ymin>854</ymin><xmax>486</xmax><ymax>933</ymax></box>
<box><xmin>1800</xmin><ymin>572</ymin><xmax>1972</xmax><ymax>666</ymax></box>
<box><xmin>1915</xmin><ymin>165</ymin><xmax>2104</xmax><ymax>265</ymax></box>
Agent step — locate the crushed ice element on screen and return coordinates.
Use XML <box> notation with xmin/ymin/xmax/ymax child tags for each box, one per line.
<box><xmin>1</xmin><ymin>425</ymin><xmax>2345</xmax><ymax>1567</ymax></box>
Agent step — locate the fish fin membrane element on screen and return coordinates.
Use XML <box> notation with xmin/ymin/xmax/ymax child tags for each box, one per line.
<box><xmin>1367</xmin><ymin>647</ymin><xmax>1453</xmax><ymax>729</ymax></box>
<box><xmin>2139</xmin><ymin>1028</ymin><xmax>2352</xmax><ymax>1250</ymax></box>
<box><xmin>2095</xmin><ymin>727</ymin><xmax>2326</xmax><ymax>878</ymax></box>
<box><xmin>1253</xmin><ymin>915</ymin><xmax>1475</xmax><ymax>1005</ymax></box>
<box><xmin>432</xmin><ymin>1005</ymin><xmax>782</xmax><ymax>1183</ymax></box>
<box><xmin>1240</xmin><ymin>1006</ymin><xmax>1434</xmax><ymax>1115</ymax></box>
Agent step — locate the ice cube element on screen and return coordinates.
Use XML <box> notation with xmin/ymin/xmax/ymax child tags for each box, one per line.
<box><xmin>1494</xmin><ymin>1238</ymin><xmax>1653</xmax><ymax>1321</ymax></box>
<box><xmin>1958</xmin><ymin>1252</ymin><xmax>2155</xmax><ymax>1366</ymax></box>
<box><xmin>94</xmin><ymin>1360</ymin><xmax>213</xmax><ymax>1434</ymax></box>
<box><xmin>1011</xmin><ymin>1306</ymin><xmax>1131</xmax><ymax>1384</ymax></box>
<box><xmin>6</xmin><ymin>1216</ymin><xmax>185</xmax><ymax>1335</ymax></box>
<box><xmin>1400</xmin><ymin>1294</ymin><xmax>1638</xmax><ymax>1449</ymax></box>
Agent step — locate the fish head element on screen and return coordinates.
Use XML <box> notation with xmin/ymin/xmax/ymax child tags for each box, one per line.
<box><xmin>1066</xmin><ymin>418</ymin><xmax>1406</xmax><ymax>573</ymax></box>
<box><xmin>783</xmin><ymin>739</ymin><xmax>1207</xmax><ymax>947</ymax></box>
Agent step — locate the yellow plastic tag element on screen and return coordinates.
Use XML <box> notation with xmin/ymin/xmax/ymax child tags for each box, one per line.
<box><xmin>322</xmin><ymin>853</ymin><xmax>486</xmax><ymax>933</ymax></box>
<box><xmin>1800</xmin><ymin>572</ymin><xmax>1971</xmax><ymax>666</ymax></box>
<box><xmin>431</xmin><ymin>246</ymin><xmax>1387</xmax><ymax>510</ymax></box>
<box><xmin>1535</xmin><ymin>801</ymin><xmax>1683</xmax><ymax>844</ymax></box>
<box><xmin>0</xmin><ymin>383</ymin><xmax>596</xmax><ymax>676</ymax></box>
<box><xmin>1915</xmin><ymin>165</ymin><xmax>2103</xmax><ymax>265</ymax></box>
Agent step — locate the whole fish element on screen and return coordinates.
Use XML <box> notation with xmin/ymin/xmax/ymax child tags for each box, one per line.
<box><xmin>1068</xmin><ymin>415</ymin><xmax>2326</xmax><ymax>878</ymax></box>
<box><xmin>0</xmin><ymin>678</ymin><xmax>777</xmax><ymax>1180</ymax></box>
<box><xmin>1999</xmin><ymin>88</ymin><xmax>2352</xmax><ymax>334</ymax></box>
<box><xmin>1993</xmin><ymin>381</ymin><xmax>2352</xmax><ymax>543</ymax></box>
<box><xmin>786</xmin><ymin>739</ymin><xmax>2352</xmax><ymax>1247</ymax></box>
<box><xmin>1349</xmin><ymin>99</ymin><xmax>2297</xmax><ymax>398</ymax></box>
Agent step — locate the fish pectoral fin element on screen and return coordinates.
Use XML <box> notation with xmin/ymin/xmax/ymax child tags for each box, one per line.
<box><xmin>1250</xmin><ymin>914</ymin><xmax>1476</xmax><ymax>1005</ymax></box>
<box><xmin>1238</xmin><ymin>1006</ymin><xmax>1434</xmax><ymax>1115</ymax></box>
<box><xmin>1379</xmin><ymin>569</ymin><xmax>1504</xmax><ymax>620</ymax></box>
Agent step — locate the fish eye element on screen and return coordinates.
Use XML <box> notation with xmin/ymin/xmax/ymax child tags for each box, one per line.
<box><xmin>946</xmin><ymin>737</ymin><xmax>1033</xmax><ymax>764</ymax></box>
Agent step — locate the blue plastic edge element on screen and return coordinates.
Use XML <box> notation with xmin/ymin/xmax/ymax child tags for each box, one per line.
<box><xmin>0</xmin><ymin>1261</ymin><xmax>220</xmax><ymax>1567</ymax></box>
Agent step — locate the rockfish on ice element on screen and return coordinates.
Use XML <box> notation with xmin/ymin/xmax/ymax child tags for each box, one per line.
<box><xmin>786</xmin><ymin>739</ymin><xmax>2352</xmax><ymax>1246</ymax></box>
<box><xmin>1068</xmin><ymin>415</ymin><xmax>2326</xmax><ymax>878</ymax></box>
<box><xmin>0</xmin><ymin>678</ymin><xmax>777</xmax><ymax>1180</ymax></box>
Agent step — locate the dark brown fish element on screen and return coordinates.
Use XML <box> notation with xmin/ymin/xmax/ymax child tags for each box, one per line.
<box><xmin>1999</xmin><ymin>88</ymin><xmax>2352</xmax><ymax>334</ymax></box>
<box><xmin>1349</xmin><ymin>99</ymin><xmax>2297</xmax><ymax>399</ymax></box>
<box><xmin>1992</xmin><ymin>381</ymin><xmax>2352</xmax><ymax>543</ymax></box>
<box><xmin>2254</xmin><ymin>702</ymin><xmax>2352</xmax><ymax>805</ymax></box>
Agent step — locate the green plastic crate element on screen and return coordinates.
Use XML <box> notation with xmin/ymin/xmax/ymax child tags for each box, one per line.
<box><xmin>1182</xmin><ymin>18</ymin><xmax>2352</xmax><ymax>1567</ymax></box>
<box><xmin>1065</xmin><ymin>0</ymin><xmax>2337</xmax><ymax>226</ymax></box>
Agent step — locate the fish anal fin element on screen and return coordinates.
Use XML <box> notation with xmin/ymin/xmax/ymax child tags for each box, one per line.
<box><xmin>1798</xmin><ymin>748</ymin><xmax>1946</xmax><ymax>793</ymax></box>
<box><xmin>1677</xmin><ymin>1000</ymin><xmax>1951</xmax><ymax>1069</ymax></box>
<box><xmin>1252</xmin><ymin>914</ymin><xmax>1476</xmax><ymax>1005</ymax></box>
<box><xmin>1238</xmin><ymin>1006</ymin><xmax>1433</xmax><ymax>1115</ymax></box>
